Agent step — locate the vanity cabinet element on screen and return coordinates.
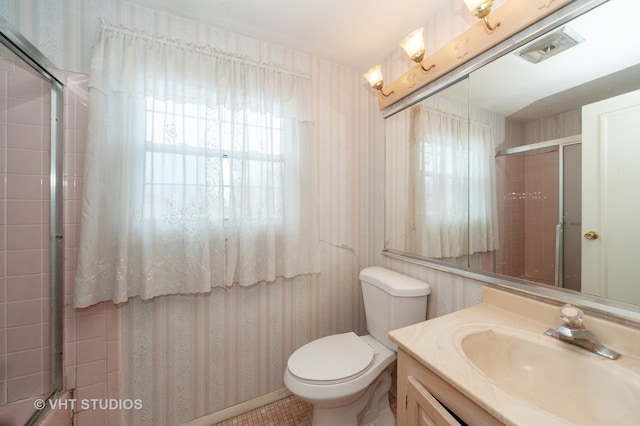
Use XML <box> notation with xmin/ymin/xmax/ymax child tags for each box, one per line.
<box><xmin>397</xmin><ymin>349</ymin><xmax>503</xmax><ymax>426</ymax></box>
<box><xmin>406</xmin><ymin>375</ymin><xmax>460</xmax><ymax>426</ymax></box>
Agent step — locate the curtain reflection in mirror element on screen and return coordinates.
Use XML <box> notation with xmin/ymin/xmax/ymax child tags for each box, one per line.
<box><xmin>396</xmin><ymin>95</ymin><xmax>500</xmax><ymax>263</ymax></box>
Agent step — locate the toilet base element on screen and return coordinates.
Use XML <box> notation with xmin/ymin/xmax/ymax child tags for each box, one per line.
<box><xmin>359</xmin><ymin>370</ymin><xmax>394</xmax><ymax>426</ymax></box>
<box><xmin>310</xmin><ymin>370</ymin><xmax>395</xmax><ymax>426</ymax></box>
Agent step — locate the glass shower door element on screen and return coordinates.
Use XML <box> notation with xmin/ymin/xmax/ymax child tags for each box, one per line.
<box><xmin>492</xmin><ymin>137</ymin><xmax>581</xmax><ymax>289</ymax></box>
<box><xmin>560</xmin><ymin>143</ymin><xmax>582</xmax><ymax>292</ymax></box>
<box><xmin>0</xmin><ymin>20</ymin><xmax>64</xmax><ymax>425</ymax></box>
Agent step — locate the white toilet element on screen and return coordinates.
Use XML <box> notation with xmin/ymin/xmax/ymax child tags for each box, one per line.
<box><xmin>284</xmin><ymin>266</ymin><xmax>431</xmax><ymax>426</ymax></box>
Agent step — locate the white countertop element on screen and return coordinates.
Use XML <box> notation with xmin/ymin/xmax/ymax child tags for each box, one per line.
<box><xmin>389</xmin><ymin>286</ymin><xmax>640</xmax><ymax>426</ymax></box>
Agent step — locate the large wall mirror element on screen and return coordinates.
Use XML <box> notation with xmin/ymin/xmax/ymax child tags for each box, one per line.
<box><xmin>385</xmin><ymin>0</ymin><xmax>640</xmax><ymax>310</ymax></box>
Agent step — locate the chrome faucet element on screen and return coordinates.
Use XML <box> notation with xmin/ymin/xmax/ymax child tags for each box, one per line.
<box><xmin>545</xmin><ymin>304</ymin><xmax>620</xmax><ymax>360</ymax></box>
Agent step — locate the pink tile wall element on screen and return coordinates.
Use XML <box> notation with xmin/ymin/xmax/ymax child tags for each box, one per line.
<box><xmin>495</xmin><ymin>155</ymin><xmax>526</xmax><ymax>277</ymax></box>
<box><xmin>524</xmin><ymin>152</ymin><xmax>559</xmax><ymax>284</ymax></box>
<box><xmin>0</xmin><ymin>56</ymin><xmax>52</xmax><ymax>426</ymax></box>
<box><xmin>0</xmin><ymin>59</ymin><xmax>121</xmax><ymax>425</ymax></box>
<box><xmin>494</xmin><ymin>151</ymin><xmax>559</xmax><ymax>285</ymax></box>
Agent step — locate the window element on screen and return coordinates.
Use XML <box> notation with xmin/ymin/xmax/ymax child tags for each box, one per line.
<box><xmin>142</xmin><ymin>97</ymin><xmax>285</xmax><ymax>225</ymax></box>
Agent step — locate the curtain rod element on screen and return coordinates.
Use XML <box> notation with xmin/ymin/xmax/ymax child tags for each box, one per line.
<box><xmin>97</xmin><ymin>18</ymin><xmax>310</xmax><ymax>80</ymax></box>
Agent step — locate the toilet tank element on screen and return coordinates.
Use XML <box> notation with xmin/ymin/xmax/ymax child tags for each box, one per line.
<box><xmin>360</xmin><ymin>267</ymin><xmax>431</xmax><ymax>351</ymax></box>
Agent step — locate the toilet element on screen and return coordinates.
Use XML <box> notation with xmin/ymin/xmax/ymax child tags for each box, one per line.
<box><xmin>284</xmin><ymin>266</ymin><xmax>431</xmax><ymax>426</ymax></box>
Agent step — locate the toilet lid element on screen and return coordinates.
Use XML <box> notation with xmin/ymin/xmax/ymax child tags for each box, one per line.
<box><xmin>288</xmin><ymin>332</ymin><xmax>375</xmax><ymax>383</ymax></box>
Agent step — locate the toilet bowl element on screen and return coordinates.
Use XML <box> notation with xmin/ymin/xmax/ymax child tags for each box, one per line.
<box><xmin>284</xmin><ymin>267</ymin><xmax>431</xmax><ymax>426</ymax></box>
<box><xmin>284</xmin><ymin>333</ymin><xmax>394</xmax><ymax>407</ymax></box>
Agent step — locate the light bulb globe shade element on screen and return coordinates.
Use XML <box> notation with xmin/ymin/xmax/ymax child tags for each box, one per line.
<box><xmin>464</xmin><ymin>0</ymin><xmax>493</xmax><ymax>19</ymax></box>
<box><xmin>363</xmin><ymin>64</ymin><xmax>384</xmax><ymax>90</ymax></box>
<box><xmin>400</xmin><ymin>28</ymin><xmax>426</xmax><ymax>63</ymax></box>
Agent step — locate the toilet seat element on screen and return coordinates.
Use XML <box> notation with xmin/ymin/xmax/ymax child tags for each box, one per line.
<box><xmin>287</xmin><ymin>332</ymin><xmax>375</xmax><ymax>384</ymax></box>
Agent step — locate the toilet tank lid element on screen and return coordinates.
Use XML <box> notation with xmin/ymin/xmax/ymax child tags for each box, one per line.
<box><xmin>359</xmin><ymin>267</ymin><xmax>431</xmax><ymax>297</ymax></box>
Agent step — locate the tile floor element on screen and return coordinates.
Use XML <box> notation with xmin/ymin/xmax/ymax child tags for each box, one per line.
<box><xmin>214</xmin><ymin>395</ymin><xmax>313</xmax><ymax>425</ymax></box>
<box><xmin>213</xmin><ymin>394</ymin><xmax>397</xmax><ymax>426</ymax></box>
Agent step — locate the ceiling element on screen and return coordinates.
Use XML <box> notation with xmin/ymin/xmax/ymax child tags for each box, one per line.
<box><xmin>127</xmin><ymin>0</ymin><xmax>454</xmax><ymax>71</ymax></box>
<box><xmin>471</xmin><ymin>0</ymin><xmax>640</xmax><ymax>119</ymax></box>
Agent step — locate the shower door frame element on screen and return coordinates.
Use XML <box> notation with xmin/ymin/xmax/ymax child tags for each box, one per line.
<box><xmin>557</xmin><ymin>139</ymin><xmax>582</xmax><ymax>290</ymax></box>
<box><xmin>496</xmin><ymin>134</ymin><xmax>582</xmax><ymax>288</ymax></box>
<box><xmin>0</xmin><ymin>16</ymin><xmax>65</xmax><ymax>401</ymax></box>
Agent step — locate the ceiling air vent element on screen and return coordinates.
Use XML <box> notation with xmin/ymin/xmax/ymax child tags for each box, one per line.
<box><xmin>516</xmin><ymin>27</ymin><xmax>584</xmax><ymax>64</ymax></box>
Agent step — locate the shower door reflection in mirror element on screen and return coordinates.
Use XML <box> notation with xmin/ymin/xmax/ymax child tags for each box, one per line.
<box><xmin>490</xmin><ymin>140</ymin><xmax>581</xmax><ymax>289</ymax></box>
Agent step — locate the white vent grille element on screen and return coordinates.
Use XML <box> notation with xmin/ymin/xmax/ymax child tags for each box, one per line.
<box><xmin>516</xmin><ymin>27</ymin><xmax>584</xmax><ymax>64</ymax></box>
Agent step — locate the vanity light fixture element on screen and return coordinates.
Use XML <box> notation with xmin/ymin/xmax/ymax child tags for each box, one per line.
<box><xmin>399</xmin><ymin>28</ymin><xmax>435</xmax><ymax>72</ymax></box>
<box><xmin>464</xmin><ymin>0</ymin><xmax>501</xmax><ymax>32</ymax></box>
<box><xmin>363</xmin><ymin>64</ymin><xmax>394</xmax><ymax>97</ymax></box>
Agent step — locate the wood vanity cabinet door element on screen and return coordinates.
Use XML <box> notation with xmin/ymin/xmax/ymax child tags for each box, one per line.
<box><xmin>406</xmin><ymin>375</ymin><xmax>462</xmax><ymax>426</ymax></box>
<box><xmin>397</xmin><ymin>349</ymin><xmax>502</xmax><ymax>426</ymax></box>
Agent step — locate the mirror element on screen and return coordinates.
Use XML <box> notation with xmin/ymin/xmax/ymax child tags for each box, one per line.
<box><xmin>385</xmin><ymin>0</ymin><xmax>640</xmax><ymax>307</ymax></box>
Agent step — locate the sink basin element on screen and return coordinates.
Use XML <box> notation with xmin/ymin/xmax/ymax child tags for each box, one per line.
<box><xmin>460</xmin><ymin>327</ymin><xmax>640</xmax><ymax>425</ymax></box>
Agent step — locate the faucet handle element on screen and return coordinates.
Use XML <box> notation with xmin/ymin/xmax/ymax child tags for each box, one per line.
<box><xmin>560</xmin><ymin>304</ymin><xmax>584</xmax><ymax>328</ymax></box>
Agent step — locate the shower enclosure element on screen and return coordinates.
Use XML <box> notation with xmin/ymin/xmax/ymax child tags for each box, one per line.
<box><xmin>493</xmin><ymin>136</ymin><xmax>582</xmax><ymax>291</ymax></box>
<box><xmin>0</xmin><ymin>18</ymin><xmax>64</xmax><ymax>425</ymax></box>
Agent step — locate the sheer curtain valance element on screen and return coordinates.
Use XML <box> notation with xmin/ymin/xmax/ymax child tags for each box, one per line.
<box><xmin>75</xmin><ymin>21</ymin><xmax>319</xmax><ymax>308</ymax></box>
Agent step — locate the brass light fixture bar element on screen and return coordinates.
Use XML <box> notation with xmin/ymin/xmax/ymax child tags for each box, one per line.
<box><xmin>371</xmin><ymin>0</ymin><xmax>576</xmax><ymax>110</ymax></box>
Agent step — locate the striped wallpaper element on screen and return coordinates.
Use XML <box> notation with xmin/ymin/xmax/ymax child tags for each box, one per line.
<box><xmin>0</xmin><ymin>1</ymin><xmax>507</xmax><ymax>424</ymax></box>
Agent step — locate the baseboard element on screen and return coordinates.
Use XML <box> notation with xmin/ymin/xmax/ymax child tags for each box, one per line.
<box><xmin>181</xmin><ymin>388</ymin><xmax>293</xmax><ymax>426</ymax></box>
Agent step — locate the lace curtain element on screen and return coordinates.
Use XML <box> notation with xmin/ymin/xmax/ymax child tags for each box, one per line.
<box><xmin>75</xmin><ymin>21</ymin><xmax>319</xmax><ymax>308</ymax></box>
<box><xmin>409</xmin><ymin>97</ymin><xmax>498</xmax><ymax>258</ymax></box>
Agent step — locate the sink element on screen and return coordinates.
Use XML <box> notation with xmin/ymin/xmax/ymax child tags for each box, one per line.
<box><xmin>390</xmin><ymin>288</ymin><xmax>640</xmax><ymax>425</ymax></box>
<box><xmin>460</xmin><ymin>327</ymin><xmax>640</xmax><ymax>425</ymax></box>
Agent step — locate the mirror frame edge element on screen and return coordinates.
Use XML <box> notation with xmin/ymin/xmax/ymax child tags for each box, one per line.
<box><xmin>383</xmin><ymin>250</ymin><xmax>640</xmax><ymax>326</ymax></box>
<box><xmin>382</xmin><ymin>0</ymin><xmax>640</xmax><ymax>327</ymax></box>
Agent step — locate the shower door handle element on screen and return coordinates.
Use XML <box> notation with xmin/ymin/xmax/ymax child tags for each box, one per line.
<box><xmin>584</xmin><ymin>230</ymin><xmax>599</xmax><ymax>240</ymax></box>
<box><xmin>555</xmin><ymin>222</ymin><xmax>563</xmax><ymax>288</ymax></box>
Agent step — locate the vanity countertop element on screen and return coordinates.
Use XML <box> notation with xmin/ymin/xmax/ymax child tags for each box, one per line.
<box><xmin>389</xmin><ymin>286</ymin><xmax>640</xmax><ymax>425</ymax></box>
